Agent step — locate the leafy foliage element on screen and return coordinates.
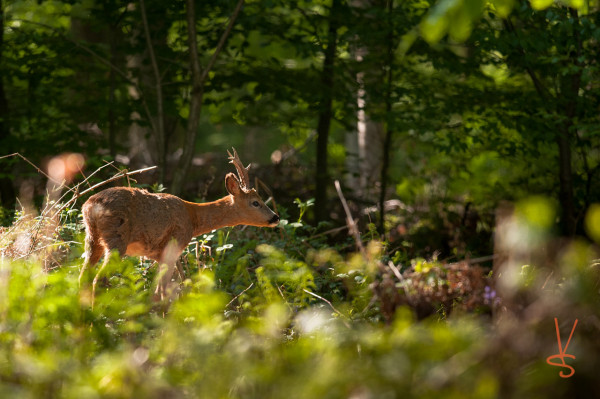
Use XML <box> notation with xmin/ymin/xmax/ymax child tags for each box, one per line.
<box><xmin>1</xmin><ymin>195</ymin><xmax>600</xmax><ymax>398</ymax></box>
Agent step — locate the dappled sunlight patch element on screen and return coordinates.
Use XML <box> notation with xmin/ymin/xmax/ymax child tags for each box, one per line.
<box><xmin>294</xmin><ymin>307</ymin><xmax>339</xmax><ymax>336</ymax></box>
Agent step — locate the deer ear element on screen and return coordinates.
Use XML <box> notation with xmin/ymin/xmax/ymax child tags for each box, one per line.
<box><xmin>225</xmin><ymin>173</ymin><xmax>242</xmax><ymax>195</ymax></box>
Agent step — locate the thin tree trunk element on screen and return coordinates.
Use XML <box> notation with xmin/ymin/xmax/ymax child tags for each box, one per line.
<box><xmin>0</xmin><ymin>0</ymin><xmax>16</xmax><ymax>208</ymax></box>
<box><xmin>0</xmin><ymin>0</ymin><xmax>7</xmax><ymax>144</ymax></box>
<box><xmin>352</xmin><ymin>0</ymin><xmax>386</xmax><ymax>203</ymax></box>
<box><xmin>108</xmin><ymin>27</ymin><xmax>117</xmax><ymax>160</ymax></box>
<box><xmin>378</xmin><ymin>0</ymin><xmax>394</xmax><ymax>234</ymax></box>
<box><xmin>556</xmin><ymin>8</ymin><xmax>581</xmax><ymax>236</ymax></box>
<box><xmin>171</xmin><ymin>0</ymin><xmax>244</xmax><ymax>196</ymax></box>
<box><xmin>140</xmin><ymin>0</ymin><xmax>167</xmax><ymax>183</ymax></box>
<box><xmin>557</xmin><ymin>125</ymin><xmax>575</xmax><ymax>235</ymax></box>
<box><xmin>314</xmin><ymin>0</ymin><xmax>340</xmax><ymax>223</ymax></box>
<box><xmin>171</xmin><ymin>0</ymin><xmax>204</xmax><ymax>196</ymax></box>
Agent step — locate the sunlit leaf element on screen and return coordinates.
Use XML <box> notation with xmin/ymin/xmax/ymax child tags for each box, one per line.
<box><xmin>516</xmin><ymin>196</ymin><xmax>556</xmax><ymax>230</ymax></box>
<box><xmin>584</xmin><ymin>203</ymin><xmax>600</xmax><ymax>243</ymax></box>
<box><xmin>530</xmin><ymin>0</ymin><xmax>554</xmax><ymax>10</ymax></box>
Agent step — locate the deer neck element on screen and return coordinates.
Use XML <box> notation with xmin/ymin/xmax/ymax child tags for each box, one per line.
<box><xmin>185</xmin><ymin>196</ymin><xmax>238</xmax><ymax>236</ymax></box>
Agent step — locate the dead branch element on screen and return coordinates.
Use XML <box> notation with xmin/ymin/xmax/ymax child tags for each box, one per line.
<box><xmin>334</xmin><ymin>180</ymin><xmax>365</xmax><ymax>255</ymax></box>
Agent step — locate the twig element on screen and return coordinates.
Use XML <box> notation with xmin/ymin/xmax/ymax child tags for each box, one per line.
<box><xmin>14</xmin><ymin>241</ymin><xmax>80</xmax><ymax>261</ymax></box>
<box><xmin>72</xmin><ymin>165</ymin><xmax>156</xmax><ymax>199</ymax></box>
<box><xmin>387</xmin><ymin>261</ymin><xmax>403</xmax><ymax>282</ymax></box>
<box><xmin>226</xmin><ymin>282</ymin><xmax>254</xmax><ymax>308</ymax></box>
<box><xmin>77</xmin><ymin>161</ymin><xmax>116</xmax><ymax>189</ymax></box>
<box><xmin>334</xmin><ymin>180</ymin><xmax>365</xmax><ymax>255</ymax></box>
<box><xmin>541</xmin><ymin>270</ymin><xmax>554</xmax><ymax>290</ymax></box>
<box><xmin>50</xmin><ymin>165</ymin><xmax>157</xmax><ymax>220</ymax></box>
<box><xmin>255</xmin><ymin>177</ymin><xmax>278</xmax><ymax>215</ymax></box>
<box><xmin>0</xmin><ymin>153</ymin><xmax>76</xmax><ymax>194</ymax></box>
<box><xmin>306</xmin><ymin>225</ymin><xmax>348</xmax><ymax>241</ymax></box>
<box><xmin>387</xmin><ymin>261</ymin><xmax>413</xmax><ymax>302</ymax></box>
<box><xmin>276</xmin><ymin>284</ymin><xmax>294</xmax><ymax>311</ymax></box>
<box><xmin>276</xmin><ymin>131</ymin><xmax>317</xmax><ymax>163</ymax></box>
<box><xmin>303</xmin><ymin>288</ymin><xmax>350</xmax><ymax>327</ymax></box>
<box><xmin>303</xmin><ymin>289</ymin><xmax>344</xmax><ymax>316</ymax></box>
<box><xmin>0</xmin><ymin>153</ymin><xmax>18</xmax><ymax>160</ymax></box>
<box><xmin>466</xmin><ymin>254</ymin><xmax>497</xmax><ymax>265</ymax></box>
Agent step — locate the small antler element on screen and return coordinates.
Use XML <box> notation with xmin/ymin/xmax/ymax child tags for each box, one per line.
<box><xmin>227</xmin><ymin>147</ymin><xmax>251</xmax><ymax>190</ymax></box>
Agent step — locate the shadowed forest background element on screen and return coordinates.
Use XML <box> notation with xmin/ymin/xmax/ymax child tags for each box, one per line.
<box><xmin>1</xmin><ymin>0</ymin><xmax>600</xmax><ymax>398</ymax></box>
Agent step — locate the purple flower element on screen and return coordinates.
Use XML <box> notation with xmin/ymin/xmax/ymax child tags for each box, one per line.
<box><xmin>483</xmin><ymin>286</ymin><xmax>500</xmax><ymax>306</ymax></box>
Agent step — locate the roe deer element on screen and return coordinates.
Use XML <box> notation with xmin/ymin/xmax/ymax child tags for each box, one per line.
<box><xmin>80</xmin><ymin>148</ymin><xmax>279</xmax><ymax>303</ymax></box>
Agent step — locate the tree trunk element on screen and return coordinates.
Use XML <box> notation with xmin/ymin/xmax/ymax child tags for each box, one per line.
<box><xmin>170</xmin><ymin>0</ymin><xmax>204</xmax><ymax>196</ymax></box>
<box><xmin>556</xmin><ymin>70</ymin><xmax>580</xmax><ymax>237</ymax></box>
<box><xmin>314</xmin><ymin>0</ymin><xmax>340</xmax><ymax>223</ymax></box>
<box><xmin>505</xmin><ymin>11</ymin><xmax>579</xmax><ymax>237</ymax></box>
<box><xmin>170</xmin><ymin>0</ymin><xmax>244</xmax><ymax>196</ymax></box>
<box><xmin>348</xmin><ymin>0</ymin><xmax>386</xmax><ymax>204</ymax></box>
<box><xmin>356</xmin><ymin>77</ymin><xmax>385</xmax><ymax>201</ymax></box>
<box><xmin>557</xmin><ymin>125</ymin><xmax>575</xmax><ymax>236</ymax></box>
<box><xmin>556</xmin><ymin>8</ymin><xmax>581</xmax><ymax>237</ymax></box>
<box><xmin>140</xmin><ymin>0</ymin><xmax>167</xmax><ymax>183</ymax></box>
<box><xmin>0</xmin><ymin>0</ymin><xmax>7</xmax><ymax>142</ymax></box>
<box><xmin>107</xmin><ymin>27</ymin><xmax>118</xmax><ymax>160</ymax></box>
<box><xmin>0</xmin><ymin>0</ymin><xmax>16</xmax><ymax>208</ymax></box>
<box><xmin>378</xmin><ymin>0</ymin><xmax>395</xmax><ymax>234</ymax></box>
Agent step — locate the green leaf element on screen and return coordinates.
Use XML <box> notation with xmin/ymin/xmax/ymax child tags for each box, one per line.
<box><xmin>584</xmin><ymin>204</ymin><xmax>600</xmax><ymax>243</ymax></box>
<box><xmin>530</xmin><ymin>0</ymin><xmax>554</xmax><ymax>10</ymax></box>
<box><xmin>491</xmin><ymin>0</ymin><xmax>515</xmax><ymax>17</ymax></box>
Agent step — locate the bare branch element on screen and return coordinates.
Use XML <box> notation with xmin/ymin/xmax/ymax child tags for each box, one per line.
<box><xmin>199</xmin><ymin>0</ymin><xmax>245</xmax><ymax>84</ymax></box>
<box><xmin>334</xmin><ymin>180</ymin><xmax>365</xmax><ymax>255</ymax></box>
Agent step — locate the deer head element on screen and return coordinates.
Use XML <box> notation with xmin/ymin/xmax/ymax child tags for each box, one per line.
<box><xmin>225</xmin><ymin>148</ymin><xmax>280</xmax><ymax>227</ymax></box>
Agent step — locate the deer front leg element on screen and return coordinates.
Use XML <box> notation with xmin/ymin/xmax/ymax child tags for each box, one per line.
<box><xmin>154</xmin><ymin>262</ymin><xmax>177</xmax><ymax>302</ymax></box>
<box><xmin>154</xmin><ymin>241</ymin><xmax>184</xmax><ymax>302</ymax></box>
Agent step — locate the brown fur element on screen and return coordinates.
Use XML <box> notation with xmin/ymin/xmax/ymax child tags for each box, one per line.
<box><xmin>80</xmin><ymin>171</ymin><xmax>279</xmax><ymax>303</ymax></box>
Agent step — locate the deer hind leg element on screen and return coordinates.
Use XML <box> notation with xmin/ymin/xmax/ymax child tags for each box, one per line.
<box><xmin>79</xmin><ymin>231</ymin><xmax>104</xmax><ymax>286</ymax></box>
<box><xmin>92</xmin><ymin>238</ymin><xmax>126</xmax><ymax>309</ymax></box>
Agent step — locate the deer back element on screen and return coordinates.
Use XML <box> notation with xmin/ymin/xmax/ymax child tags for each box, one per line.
<box><xmin>83</xmin><ymin>187</ymin><xmax>194</xmax><ymax>260</ymax></box>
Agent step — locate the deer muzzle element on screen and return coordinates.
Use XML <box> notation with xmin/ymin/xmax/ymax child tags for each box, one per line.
<box><xmin>268</xmin><ymin>214</ymin><xmax>280</xmax><ymax>226</ymax></box>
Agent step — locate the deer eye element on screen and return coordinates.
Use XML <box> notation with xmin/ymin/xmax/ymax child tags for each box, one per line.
<box><xmin>252</xmin><ymin>201</ymin><xmax>260</xmax><ymax>207</ymax></box>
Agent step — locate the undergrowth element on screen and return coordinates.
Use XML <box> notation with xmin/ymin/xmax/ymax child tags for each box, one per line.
<box><xmin>0</xmin><ymin>190</ymin><xmax>599</xmax><ymax>398</ymax></box>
